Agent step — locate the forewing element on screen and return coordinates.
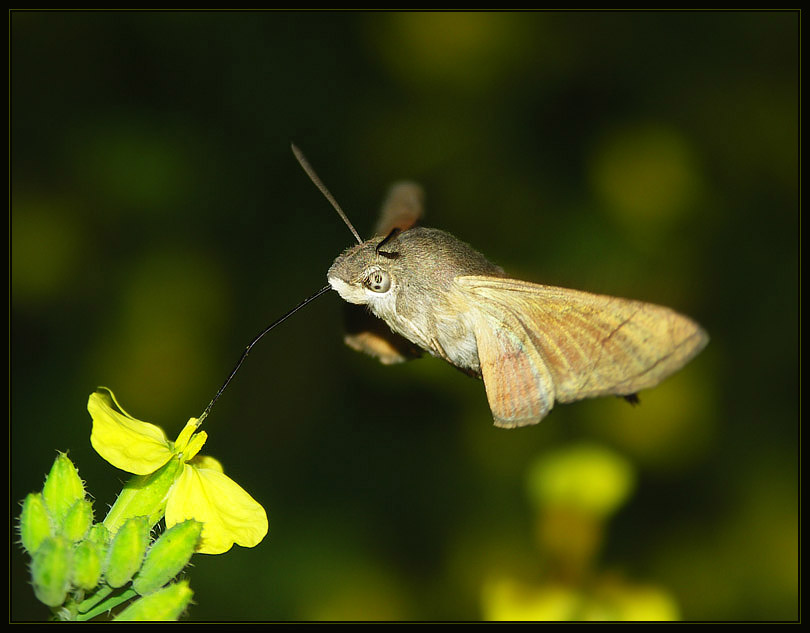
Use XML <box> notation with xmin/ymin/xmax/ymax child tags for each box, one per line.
<box><xmin>455</xmin><ymin>276</ymin><xmax>708</xmax><ymax>404</ymax></box>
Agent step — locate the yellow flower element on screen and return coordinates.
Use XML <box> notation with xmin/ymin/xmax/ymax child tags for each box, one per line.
<box><xmin>88</xmin><ymin>388</ymin><xmax>267</xmax><ymax>555</ymax></box>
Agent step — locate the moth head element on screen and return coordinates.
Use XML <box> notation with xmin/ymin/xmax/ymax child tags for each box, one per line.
<box><xmin>327</xmin><ymin>231</ymin><xmax>402</xmax><ymax>306</ymax></box>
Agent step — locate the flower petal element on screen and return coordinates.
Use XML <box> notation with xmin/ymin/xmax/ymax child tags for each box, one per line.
<box><xmin>165</xmin><ymin>464</ymin><xmax>268</xmax><ymax>555</ymax></box>
<box><xmin>189</xmin><ymin>454</ymin><xmax>223</xmax><ymax>473</ymax></box>
<box><xmin>88</xmin><ymin>389</ymin><xmax>172</xmax><ymax>475</ymax></box>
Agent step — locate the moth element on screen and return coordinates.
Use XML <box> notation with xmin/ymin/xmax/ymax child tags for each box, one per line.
<box><xmin>296</xmin><ymin>147</ymin><xmax>709</xmax><ymax>429</ymax></box>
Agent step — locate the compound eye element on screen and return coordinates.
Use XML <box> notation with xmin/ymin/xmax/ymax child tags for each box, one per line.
<box><xmin>364</xmin><ymin>268</ymin><xmax>391</xmax><ymax>293</ymax></box>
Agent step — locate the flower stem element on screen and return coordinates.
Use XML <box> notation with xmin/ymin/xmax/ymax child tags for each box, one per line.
<box><xmin>75</xmin><ymin>587</ymin><xmax>138</xmax><ymax>621</ymax></box>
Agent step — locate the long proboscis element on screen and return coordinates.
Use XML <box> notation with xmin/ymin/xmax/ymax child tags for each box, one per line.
<box><xmin>198</xmin><ymin>284</ymin><xmax>332</xmax><ymax>424</ymax></box>
<box><xmin>291</xmin><ymin>143</ymin><xmax>363</xmax><ymax>245</ymax></box>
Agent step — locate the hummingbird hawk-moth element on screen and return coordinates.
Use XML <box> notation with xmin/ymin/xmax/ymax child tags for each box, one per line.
<box><xmin>295</xmin><ymin>147</ymin><xmax>708</xmax><ymax>429</ymax></box>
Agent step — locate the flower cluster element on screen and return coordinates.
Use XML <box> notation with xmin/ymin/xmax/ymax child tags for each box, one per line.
<box><xmin>88</xmin><ymin>388</ymin><xmax>267</xmax><ymax>555</ymax></box>
<box><xmin>16</xmin><ymin>389</ymin><xmax>268</xmax><ymax>620</ymax></box>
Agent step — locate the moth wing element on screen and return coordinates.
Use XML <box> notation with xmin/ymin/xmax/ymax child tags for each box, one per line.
<box><xmin>468</xmin><ymin>305</ymin><xmax>557</xmax><ymax>428</ymax></box>
<box><xmin>343</xmin><ymin>182</ymin><xmax>426</xmax><ymax>364</ymax></box>
<box><xmin>455</xmin><ymin>275</ymin><xmax>708</xmax><ymax>407</ymax></box>
<box><xmin>373</xmin><ymin>182</ymin><xmax>424</xmax><ymax>236</ymax></box>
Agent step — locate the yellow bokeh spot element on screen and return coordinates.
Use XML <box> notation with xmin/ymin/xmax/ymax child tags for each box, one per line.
<box><xmin>89</xmin><ymin>248</ymin><xmax>229</xmax><ymax>421</ymax></box>
<box><xmin>590</xmin><ymin>124</ymin><xmax>702</xmax><ymax>236</ymax></box>
<box><xmin>482</xmin><ymin>578</ymin><xmax>582</xmax><ymax>621</ymax></box>
<box><xmin>11</xmin><ymin>194</ymin><xmax>83</xmax><ymax>307</ymax></box>
<box><xmin>526</xmin><ymin>444</ymin><xmax>635</xmax><ymax>518</ymax></box>
<box><xmin>482</xmin><ymin>576</ymin><xmax>680</xmax><ymax>621</ymax></box>
<box><xmin>583</xmin><ymin>365</ymin><xmax>715</xmax><ymax>472</ymax></box>
<box><xmin>369</xmin><ymin>12</ymin><xmax>528</xmax><ymax>91</ymax></box>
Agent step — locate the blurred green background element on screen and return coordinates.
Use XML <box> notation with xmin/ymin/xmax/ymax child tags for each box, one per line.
<box><xmin>11</xmin><ymin>11</ymin><xmax>797</xmax><ymax>621</ymax></box>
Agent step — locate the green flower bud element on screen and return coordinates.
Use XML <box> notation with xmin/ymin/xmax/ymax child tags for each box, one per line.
<box><xmin>86</xmin><ymin>523</ymin><xmax>110</xmax><ymax>564</ymax></box>
<box><xmin>114</xmin><ymin>580</ymin><xmax>193</xmax><ymax>621</ymax></box>
<box><xmin>42</xmin><ymin>453</ymin><xmax>85</xmax><ymax>526</ymax></box>
<box><xmin>103</xmin><ymin>457</ymin><xmax>184</xmax><ymax>534</ymax></box>
<box><xmin>72</xmin><ymin>540</ymin><xmax>102</xmax><ymax>591</ymax></box>
<box><xmin>87</xmin><ymin>522</ymin><xmax>110</xmax><ymax>547</ymax></box>
<box><xmin>62</xmin><ymin>499</ymin><xmax>94</xmax><ymax>542</ymax></box>
<box><xmin>31</xmin><ymin>536</ymin><xmax>72</xmax><ymax>607</ymax></box>
<box><xmin>133</xmin><ymin>520</ymin><xmax>202</xmax><ymax>596</ymax></box>
<box><xmin>19</xmin><ymin>492</ymin><xmax>54</xmax><ymax>554</ymax></box>
<box><xmin>105</xmin><ymin>516</ymin><xmax>150</xmax><ymax>588</ymax></box>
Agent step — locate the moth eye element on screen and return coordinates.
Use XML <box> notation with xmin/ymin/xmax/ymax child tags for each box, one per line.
<box><xmin>364</xmin><ymin>268</ymin><xmax>391</xmax><ymax>293</ymax></box>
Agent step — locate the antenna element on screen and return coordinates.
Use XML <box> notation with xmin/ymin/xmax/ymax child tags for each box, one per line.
<box><xmin>197</xmin><ymin>284</ymin><xmax>331</xmax><ymax>425</ymax></box>
<box><xmin>291</xmin><ymin>144</ymin><xmax>363</xmax><ymax>245</ymax></box>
